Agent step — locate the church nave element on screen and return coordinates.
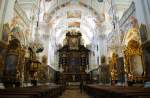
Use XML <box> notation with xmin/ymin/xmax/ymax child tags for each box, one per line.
<box><xmin>0</xmin><ymin>0</ymin><xmax>150</xmax><ymax>98</ymax></box>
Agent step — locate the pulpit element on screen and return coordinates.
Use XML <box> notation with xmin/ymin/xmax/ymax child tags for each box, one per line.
<box><xmin>58</xmin><ymin>31</ymin><xmax>90</xmax><ymax>83</ymax></box>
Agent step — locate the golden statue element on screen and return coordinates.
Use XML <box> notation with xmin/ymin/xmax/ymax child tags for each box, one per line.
<box><xmin>8</xmin><ymin>16</ymin><xmax>19</xmax><ymax>41</ymax></box>
<box><xmin>110</xmin><ymin>53</ymin><xmax>118</xmax><ymax>81</ymax></box>
<box><xmin>125</xmin><ymin>16</ymin><xmax>141</xmax><ymax>45</ymax></box>
<box><xmin>42</xmin><ymin>55</ymin><xmax>48</xmax><ymax>65</ymax></box>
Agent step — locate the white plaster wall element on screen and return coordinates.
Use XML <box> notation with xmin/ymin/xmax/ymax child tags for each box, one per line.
<box><xmin>88</xmin><ymin>34</ymin><xmax>109</xmax><ymax>70</ymax></box>
<box><xmin>0</xmin><ymin>0</ymin><xmax>16</xmax><ymax>40</ymax></box>
<box><xmin>134</xmin><ymin>0</ymin><xmax>150</xmax><ymax>40</ymax></box>
<box><xmin>4</xmin><ymin>0</ymin><xmax>15</xmax><ymax>24</ymax></box>
<box><xmin>0</xmin><ymin>0</ymin><xmax>6</xmax><ymax>40</ymax></box>
<box><xmin>0</xmin><ymin>0</ymin><xmax>5</xmax><ymax>24</ymax></box>
<box><xmin>143</xmin><ymin>0</ymin><xmax>150</xmax><ymax>40</ymax></box>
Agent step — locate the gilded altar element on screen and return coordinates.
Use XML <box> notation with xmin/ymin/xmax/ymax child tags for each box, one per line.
<box><xmin>58</xmin><ymin>31</ymin><xmax>90</xmax><ymax>83</ymax></box>
<box><xmin>122</xmin><ymin>16</ymin><xmax>146</xmax><ymax>83</ymax></box>
<box><xmin>124</xmin><ymin>39</ymin><xmax>146</xmax><ymax>82</ymax></box>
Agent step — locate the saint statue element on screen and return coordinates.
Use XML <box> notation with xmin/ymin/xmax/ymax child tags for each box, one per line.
<box><xmin>8</xmin><ymin>16</ymin><xmax>20</xmax><ymax>41</ymax></box>
<box><xmin>125</xmin><ymin>16</ymin><xmax>141</xmax><ymax>45</ymax></box>
<box><xmin>110</xmin><ymin>53</ymin><xmax>118</xmax><ymax>82</ymax></box>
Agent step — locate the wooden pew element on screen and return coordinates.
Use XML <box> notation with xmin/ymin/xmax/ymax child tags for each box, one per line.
<box><xmin>112</xmin><ymin>87</ymin><xmax>150</xmax><ymax>98</ymax></box>
<box><xmin>0</xmin><ymin>95</ymin><xmax>32</xmax><ymax>98</ymax></box>
<box><xmin>0</xmin><ymin>86</ymin><xmax>50</xmax><ymax>98</ymax></box>
<box><xmin>0</xmin><ymin>89</ymin><xmax>41</xmax><ymax>98</ymax></box>
<box><xmin>84</xmin><ymin>84</ymin><xmax>150</xmax><ymax>98</ymax></box>
<box><xmin>0</xmin><ymin>85</ymin><xmax>65</xmax><ymax>98</ymax></box>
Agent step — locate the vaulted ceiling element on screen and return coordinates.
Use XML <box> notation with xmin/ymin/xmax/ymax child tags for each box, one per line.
<box><xmin>17</xmin><ymin>0</ymin><xmax>132</xmax><ymax>46</ymax></box>
<box><xmin>17</xmin><ymin>0</ymin><xmax>102</xmax><ymax>45</ymax></box>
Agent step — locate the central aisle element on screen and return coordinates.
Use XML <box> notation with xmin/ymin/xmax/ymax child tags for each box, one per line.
<box><xmin>59</xmin><ymin>87</ymin><xmax>92</xmax><ymax>98</ymax></box>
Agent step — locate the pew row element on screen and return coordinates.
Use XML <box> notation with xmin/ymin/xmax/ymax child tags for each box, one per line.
<box><xmin>84</xmin><ymin>84</ymin><xmax>150</xmax><ymax>98</ymax></box>
<box><xmin>0</xmin><ymin>85</ymin><xmax>65</xmax><ymax>98</ymax></box>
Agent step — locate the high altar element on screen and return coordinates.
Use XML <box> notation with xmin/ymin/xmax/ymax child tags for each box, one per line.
<box><xmin>57</xmin><ymin>31</ymin><xmax>90</xmax><ymax>83</ymax></box>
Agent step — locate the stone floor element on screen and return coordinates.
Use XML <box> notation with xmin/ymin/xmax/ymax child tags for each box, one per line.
<box><xmin>59</xmin><ymin>87</ymin><xmax>92</xmax><ymax>98</ymax></box>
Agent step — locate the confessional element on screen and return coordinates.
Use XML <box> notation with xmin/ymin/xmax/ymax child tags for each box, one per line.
<box><xmin>58</xmin><ymin>31</ymin><xmax>90</xmax><ymax>84</ymax></box>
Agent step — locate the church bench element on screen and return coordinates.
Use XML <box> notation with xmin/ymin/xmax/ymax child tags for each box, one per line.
<box><xmin>84</xmin><ymin>85</ymin><xmax>113</xmax><ymax>97</ymax></box>
<box><xmin>48</xmin><ymin>85</ymin><xmax>65</xmax><ymax>97</ymax></box>
<box><xmin>0</xmin><ymin>95</ymin><xmax>33</xmax><ymax>98</ymax></box>
<box><xmin>85</xmin><ymin>85</ymin><xmax>150</xmax><ymax>98</ymax></box>
<box><xmin>0</xmin><ymin>85</ymin><xmax>64</xmax><ymax>98</ymax></box>
<box><xmin>114</xmin><ymin>89</ymin><xmax>150</xmax><ymax>98</ymax></box>
<box><xmin>0</xmin><ymin>86</ymin><xmax>52</xmax><ymax>98</ymax></box>
<box><xmin>109</xmin><ymin>87</ymin><xmax>150</xmax><ymax>98</ymax></box>
<box><xmin>0</xmin><ymin>88</ymin><xmax>44</xmax><ymax>98</ymax></box>
<box><xmin>35</xmin><ymin>85</ymin><xmax>65</xmax><ymax>98</ymax></box>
